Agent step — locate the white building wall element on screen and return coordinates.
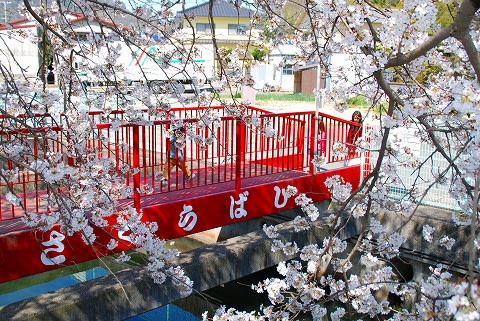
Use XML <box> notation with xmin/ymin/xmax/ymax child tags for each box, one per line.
<box><xmin>0</xmin><ymin>30</ymin><xmax>39</xmax><ymax>77</ymax></box>
<box><xmin>251</xmin><ymin>63</ymin><xmax>295</xmax><ymax>92</ymax></box>
<box><xmin>328</xmin><ymin>52</ymin><xmax>361</xmax><ymax>89</ymax></box>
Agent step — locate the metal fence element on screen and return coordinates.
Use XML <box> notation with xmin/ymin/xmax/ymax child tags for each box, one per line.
<box><xmin>362</xmin><ymin>123</ymin><xmax>460</xmax><ymax>211</ymax></box>
<box><xmin>0</xmin><ymin>106</ymin><xmax>362</xmax><ymax>221</ymax></box>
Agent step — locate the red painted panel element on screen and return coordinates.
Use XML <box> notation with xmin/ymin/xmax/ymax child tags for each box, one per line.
<box><xmin>0</xmin><ymin>166</ymin><xmax>360</xmax><ymax>283</ymax></box>
<box><xmin>0</xmin><ymin>223</ymin><xmax>131</xmax><ymax>283</ymax></box>
<box><xmin>142</xmin><ymin>166</ymin><xmax>360</xmax><ymax>240</ymax></box>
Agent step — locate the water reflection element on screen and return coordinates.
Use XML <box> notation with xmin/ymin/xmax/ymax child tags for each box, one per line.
<box><xmin>126</xmin><ymin>304</ymin><xmax>201</xmax><ymax>321</ymax></box>
<box><xmin>0</xmin><ymin>267</ymin><xmax>109</xmax><ymax>307</ymax></box>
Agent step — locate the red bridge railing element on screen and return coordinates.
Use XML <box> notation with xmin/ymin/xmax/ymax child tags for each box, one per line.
<box><xmin>0</xmin><ymin>106</ymin><xmax>362</xmax><ymax>221</ymax></box>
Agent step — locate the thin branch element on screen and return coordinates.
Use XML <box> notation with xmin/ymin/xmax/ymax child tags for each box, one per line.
<box><xmin>23</xmin><ymin>0</ymin><xmax>69</xmax><ymax>44</ymax></box>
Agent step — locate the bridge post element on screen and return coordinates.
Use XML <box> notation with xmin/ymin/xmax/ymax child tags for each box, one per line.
<box><xmin>309</xmin><ymin>114</ymin><xmax>316</xmax><ymax>175</ymax></box>
<box><xmin>133</xmin><ymin>124</ymin><xmax>140</xmax><ymax>212</ymax></box>
<box><xmin>235</xmin><ymin>119</ymin><xmax>245</xmax><ymax>193</ymax></box>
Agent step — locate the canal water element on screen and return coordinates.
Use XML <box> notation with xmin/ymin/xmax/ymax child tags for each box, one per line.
<box><xmin>0</xmin><ymin>267</ymin><xmax>109</xmax><ymax>307</ymax></box>
<box><xmin>0</xmin><ymin>266</ymin><xmax>201</xmax><ymax>321</ymax></box>
<box><xmin>0</xmin><ymin>236</ymin><xmax>207</xmax><ymax>321</ymax></box>
<box><xmin>126</xmin><ymin>304</ymin><xmax>200</xmax><ymax>321</ymax></box>
<box><xmin>180</xmin><ymin>265</ymin><xmax>318</xmax><ymax>321</ymax></box>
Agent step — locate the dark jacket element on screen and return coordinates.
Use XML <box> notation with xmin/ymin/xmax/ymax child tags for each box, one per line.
<box><xmin>169</xmin><ymin>134</ymin><xmax>184</xmax><ymax>160</ymax></box>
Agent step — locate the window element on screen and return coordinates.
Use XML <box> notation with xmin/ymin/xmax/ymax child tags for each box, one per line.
<box><xmin>228</xmin><ymin>24</ymin><xmax>248</xmax><ymax>35</ymax></box>
<box><xmin>196</xmin><ymin>23</ymin><xmax>213</xmax><ymax>34</ymax></box>
<box><xmin>282</xmin><ymin>64</ymin><xmax>294</xmax><ymax>75</ymax></box>
<box><xmin>75</xmin><ymin>33</ymin><xmax>89</xmax><ymax>42</ymax></box>
<box><xmin>106</xmin><ymin>34</ymin><xmax>121</xmax><ymax>42</ymax></box>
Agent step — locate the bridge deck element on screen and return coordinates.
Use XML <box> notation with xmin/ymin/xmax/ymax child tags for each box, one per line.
<box><xmin>0</xmin><ymin>167</ymin><xmax>312</xmax><ymax>234</ymax></box>
<box><xmin>0</xmin><ymin>106</ymin><xmax>366</xmax><ymax>283</ymax></box>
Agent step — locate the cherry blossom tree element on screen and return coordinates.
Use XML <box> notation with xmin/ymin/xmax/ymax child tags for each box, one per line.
<box><xmin>0</xmin><ymin>0</ymin><xmax>479</xmax><ymax>320</ymax></box>
<box><xmin>201</xmin><ymin>0</ymin><xmax>480</xmax><ymax>319</ymax></box>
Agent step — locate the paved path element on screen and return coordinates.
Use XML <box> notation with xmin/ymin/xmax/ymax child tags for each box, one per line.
<box><xmin>255</xmin><ymin>100</ymin><xmax>352</xmax><ymax>119</ymax></box>
<box><xmin>253</xmin><ymin>96</ymin><xmax>376</xmax><ymax>123</ymax></box>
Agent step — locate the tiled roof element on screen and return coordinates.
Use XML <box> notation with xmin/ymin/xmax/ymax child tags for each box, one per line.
<box><xmin>179</xmin><ymin>0</ymin><xmax>254</xmax><ymax>18</ymax></box>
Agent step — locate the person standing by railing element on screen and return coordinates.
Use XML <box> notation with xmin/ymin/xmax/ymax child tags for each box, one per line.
<box><xmin>318</xmin><ymin>118</ymin><xmax>327</xmax><ymax>156</ymax></box>
<box><xmin>161</xmin><ymin>126</ymin><xmax>195</xmax><ymax>186</ymax></box>
<box><xmin>346</xmin><ymin>110</ymin><xmax>363</xmax><ymax>159</ymax></box>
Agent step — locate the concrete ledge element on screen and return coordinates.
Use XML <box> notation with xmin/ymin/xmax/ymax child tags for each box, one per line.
<box><xmin>0</xmin><ymin>210</ymin><xmax>359</xmax><ymax>321</ymax></box>
<box><xmin>377</xmin><ymin>205</ymin><xmax>473</xmax><ymax>270</ymax></box>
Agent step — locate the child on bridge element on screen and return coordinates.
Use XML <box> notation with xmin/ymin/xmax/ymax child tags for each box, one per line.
<box><xmin>346</xmin><ymin>110</ymin><xmax>363</xmax><ymax>158</ymax></box>
<box><xmin>161</xmin><ymin>126</ymin><xmax>195</xmax><ymax>186</ymax></box>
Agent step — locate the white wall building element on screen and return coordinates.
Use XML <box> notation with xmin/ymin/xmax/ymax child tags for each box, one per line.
<box><xmin>251</xmin><ymin>44</ymin><xmax>300</xmax><ymax>92</ymax></box>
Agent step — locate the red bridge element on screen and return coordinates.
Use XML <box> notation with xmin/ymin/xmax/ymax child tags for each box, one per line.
<box><xmin>0</xmin><ymin>105</ymin><xmax>365</xmax><ymax>283</ymax></box>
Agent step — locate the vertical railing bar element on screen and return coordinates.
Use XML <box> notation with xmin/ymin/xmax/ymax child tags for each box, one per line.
<box><xmin>150</xmin><ymin>125</ymin><xmax>155</xmax><ymax>189</ymax></box>
<box><xmin>189</xmin><ymin>124</ymin><xmax>195</xmax><ymax>185</ymax></box>
<box><xmin>217</xmin><ymin>126</ymin><xmax>221</xmax><ymax>184</ymax></box>
<box><xmin>162</xmin><ymin>124</ymin><xmax>170</xmax><ymax>191</ymax></box>
<box><xmin>275</xmin><ymin>116</ymin><xmax>280</xmax><ymax>173</ymax></box>
<box><xmin>284</xmin><ymin>116</ymin><xmax>289</xmax><ymax>171</ymax></box>
<box><xmin>278</xmin><ymin>116</ymin><xmax>283</xmax><ymax>173</ymax></box>
<box><xmin>235</xmin><ymin>119</ymin><xmax>243</xmax><ymax>193</ymax></box>
<box><xmin>223</xmin><ymin>120</ymin><xmax>228</xmax><ymax>183</ymax></box>
<box><xmin>233</xmin><ymin>119</ymin><xmax>237</xmax><ymax>181</ymax></box>
<box><xmin>326</xmin><ymin>118</ymin><xmax>331</xmax><ymax>163</ymax></box>
<box><xmin>228</xmin><ymin>119</ymin><xmax>233</xmax><ymax>182</ymax></box>
<box><xmin>248</xmin><ymin>116</ymin><xmax>253</xmax><ymax>178</ymax></box>
<box><xmin>309</xmin><ymin>114</ymin><xmax>315</xmax><ymax>174</ymax></box>
<box><xmin>123</xmin><ymin>127</ymin><xmax>129</xmax><ymax>187</ymax></box>
<box><xmin>247</xmin><ymin>120</ymin><xmax>252</xmax><ymax>178</ymax></box>
<box><xmin>115</xmin><ymin>131</ymin><xmax>120</xmax><ymax>176</ymax></box>
<box><xmin>291</xmin><ymin>116</ymin><xmax>297</xmax><ymax>171</ymax></box>
<box><xmin>7</xmin><ymin>157</ymin><xmax>14</xmax><ymax>217</ymax></box>
<box><xmin>280</xmin><ymin>117</ymin><xmax>286</xmax><ymax>171</ymax></box>
<box><xmin>207</xmin><ymin>128</ymin><xmax>213</xmax><ymax>184</ymax></box>
<box><xmin>258</xmin><ymin>117</ymin><xmax>262</xmax><ymax>177</ymax></box>
<box><xmin>217</xmin><ymin>122</ymin><xmax>223</xmax><ymax>183</ymax></box>
<box><xmin>33</xmin><ymin>134</ymin><xmax>40</xmax><ymax>214</ymax></box>
<box><xmin>133</xmin><ymin>125</ymin><xmax>140</xmax><ymax>213</ymax></box>
<box><xmin>282</xmin><ymin>116</ymin><xmax>287</xmax><ymax>172</ymax></box>
<box><xmin>142</xmin><ymin>126</ymin><xmax>147</xmax><ymax>188</ymax></box>
<box><xmin>193</xmin><ymin>124</ymin><xmax>198</xmax><ymax>186</ymax></box>
<box><xmin>204</xmin><ymin>131</ymin><xmax>208</xmax><ymax>186</ymax></box>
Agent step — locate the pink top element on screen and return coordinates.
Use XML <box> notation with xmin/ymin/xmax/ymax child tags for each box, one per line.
<box><xmin>318</xmin><ymin>131</ymin><xmax>326</xmax><ymax>153</ymax></box>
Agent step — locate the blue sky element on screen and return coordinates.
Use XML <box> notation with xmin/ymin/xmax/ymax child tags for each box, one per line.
<box><xmin>171</xmin><ymin>0</ymin><xmax>207</xmax><ymax>13</ymax></box>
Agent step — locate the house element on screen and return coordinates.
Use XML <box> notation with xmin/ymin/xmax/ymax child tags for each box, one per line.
<box><xmin>287</xmin><ymin>1</ymin><xmax>385</xmax><ymax>95</ymax></box>
<box><xmin>0</xmin><ymin>17</ymin><xmax>41</xmax><ymax>78</ymax></box>
<box><xmin>0</xmin><ymin>13</ymin><xmax>121</xmax><ymax>80</ymax></box>
<box><xmin>178</xmin><ymin>0</ymin><xmax>255</xmax><ymax>49</ymax></box>
<box><xmin>177</xmin><ymin>0</ymin><xmax>260</xmax><ymax>94</ymax></box>
<box><xmin>251</xmin><ymin>43</ymin><xmax>301</xmax><ymax>92</ymax></box>
<box><xmin>0</xmin><ymin>12</ymin><xmax>215</xmax><ymax>90</ymax></box>
<box><xmin>178</xmin><ymin>1</ymin><xmax>306</xmax><ymax>92</ymax></box>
